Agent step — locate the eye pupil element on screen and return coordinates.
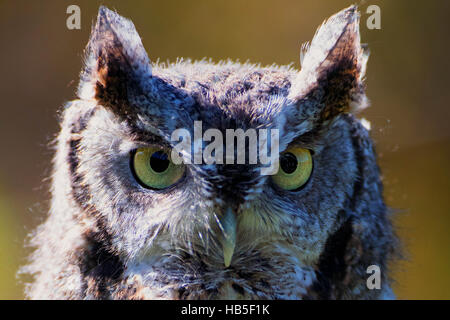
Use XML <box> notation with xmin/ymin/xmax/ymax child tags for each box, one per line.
<box><xmin>280</xmin><ymin>152</ymin><xmax>298</xmax><ymax>174</ymax></box>
<box><xmin>150</xmin><ymin>151</ymin><xmax>170</xmax><ymax>173</ymax></box>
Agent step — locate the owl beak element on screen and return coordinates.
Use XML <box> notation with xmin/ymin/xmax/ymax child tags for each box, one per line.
<box><xmin>219</xmin><ymin>207</ymin><xmax>237</xmax><ymax>268</ymax></box>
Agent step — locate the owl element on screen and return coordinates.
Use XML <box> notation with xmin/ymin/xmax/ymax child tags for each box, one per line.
<box><xmin>22</xmin><ymin>5</ymin><xmax>397</xmax><ymax>299</ymax></box>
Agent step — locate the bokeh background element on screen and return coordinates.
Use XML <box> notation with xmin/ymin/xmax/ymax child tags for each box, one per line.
<box><xmin>0</xmin><ymin>0</ymin><xmax>449</xmax><ymax>299</ymax></box>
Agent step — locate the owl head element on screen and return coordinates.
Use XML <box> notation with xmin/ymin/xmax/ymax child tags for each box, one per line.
<box><xmin>24</xmin><ymin>6</ymin><xmax>396</xmax><ymax>299</ymax></box>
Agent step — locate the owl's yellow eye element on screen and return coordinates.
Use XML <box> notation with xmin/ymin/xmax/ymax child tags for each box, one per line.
<box><xmin>272</xmin><ymin>147</ymin><xmax>313</xmax><ymax>191</ymax></box>
<box><xmin>131</xmin><ymin>147</ymin><xmax>185</xmax><ymax>189</ymax></box>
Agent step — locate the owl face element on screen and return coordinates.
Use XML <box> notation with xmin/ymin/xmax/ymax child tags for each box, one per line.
<box><xmin>27</xmin><ymin>6</ymin><xmax>395</xmax><ymax>299</ymax></box>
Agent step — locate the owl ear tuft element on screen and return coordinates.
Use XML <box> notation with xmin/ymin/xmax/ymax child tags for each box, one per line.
<box><xmin>78</xmin><ymin>6</ymin><xmax>152</xmax><ymax>113</ymax></box>
<box><xmin>289</xmin><ymin>5</ymin><xmax>369</xmax><ymax>121</ymax></box>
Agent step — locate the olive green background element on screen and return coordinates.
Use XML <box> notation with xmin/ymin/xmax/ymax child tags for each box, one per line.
<box><xmin>0</xmin><ymin>0</ymin><xmax>449</xmax><ymax>299</ymax></box>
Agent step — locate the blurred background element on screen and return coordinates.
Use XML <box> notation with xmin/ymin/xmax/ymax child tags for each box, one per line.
<box><xmin>0</xmin><ymin>0</ymin><xmax>449</xmax><ymax>299</ymax></box>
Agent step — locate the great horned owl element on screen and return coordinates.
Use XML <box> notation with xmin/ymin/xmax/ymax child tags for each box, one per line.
<box><xmin>22</xmin><ymin>5</ymin><xmax>397</xmax><ymax>299</ymax></box>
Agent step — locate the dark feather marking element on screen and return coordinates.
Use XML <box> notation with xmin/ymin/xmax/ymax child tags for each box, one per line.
<box><xmin>313</xmin><ymin>216</ymin><xmax>354</xmax><ymax>299</ymax></box>
<box><xmin>80</xmin><ymin>224</ymin><xmax>125</xmax><ymax>299</ymax></box>
<box><xmin>231</xmin><ymin>283</ymin><xmax>245</xmax><ymax>296</ymax></box>
<box><xmin>67</xmin><ymin>113</ymin><xmax>125</xmax><ymax>299</ymax></box>
<box><xmin>345</xmin><ymin>114</ymin><xmax>364</xmax><ymax>213</ymax></box>
<box><xmin>312</xmin><ymin>114</ymin><xmax>365</xmax><ymax>299</ymax></box>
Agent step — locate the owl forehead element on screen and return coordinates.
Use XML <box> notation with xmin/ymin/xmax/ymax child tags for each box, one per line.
<box><xmin>151</xmin><ymin>62</ymin><xmax>296</xmax><ymax>130</ymax></box>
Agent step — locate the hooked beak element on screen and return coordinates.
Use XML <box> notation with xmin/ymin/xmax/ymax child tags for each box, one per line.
<box><xmin>219</xmin><ymin>207</ymin><xmax>237</xmax><ymax>267</ymax></box>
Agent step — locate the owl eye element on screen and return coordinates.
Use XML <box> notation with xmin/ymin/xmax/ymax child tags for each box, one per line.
<box><xmin>271</xmin><ymin>147</ymin><xmax>313</xmax><ymax>191</ymax></box>
<box><xmin>131</xmin><ymin>147</ymin><xmax>185</xmax><ymax>189</ymax></box>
